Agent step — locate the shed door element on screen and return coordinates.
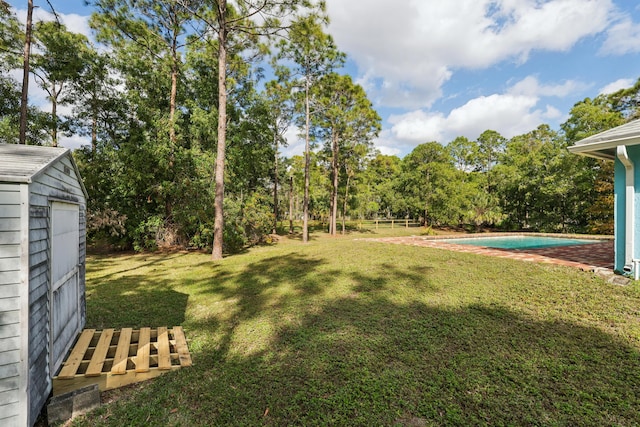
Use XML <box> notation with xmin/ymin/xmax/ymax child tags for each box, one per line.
<box><xmin>50</xmin><ymin>201</ymin><xmax>80</xmax><ymax>372</ymax></box>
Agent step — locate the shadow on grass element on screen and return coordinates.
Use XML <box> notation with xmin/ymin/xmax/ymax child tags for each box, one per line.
<box><xmin>195</xmin><ymin>253</ymin><xmax>337</xmax><ymax>321</ymax></box>
<box><xmin>86</xmin><ymin>281</ymin><xmax>189</xmax><ymax>329</ymax></box>
<box><xmin>86</xmin><ymin>262</ymin><xmax>190</xmax><ymax>329</ymax></box>
<box><xmin>79</xmin><ymin>253</ymin><xmax>640</xmax><ymax>426</ymax></box>
<box><xmin>84</xmin><ymin>298</ymin><xmax>640</xmax><ymax>426</ymax></box>
<box><xmin>86</xmin><ymin>252</ymin><xmax>189</xmax><ymax>282</ymax></box>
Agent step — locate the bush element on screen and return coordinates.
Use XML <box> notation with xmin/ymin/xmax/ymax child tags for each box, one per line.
<box><xmin>221</xmin><ymin>192</ymin><xmax>273</xmax><ymax>253</ymax></box>
<box><xmin>86</xmin><ymin>207</ymin><xmax>130</xmax><ymax>250</ymax></box>
<box><xmin>132</xmin><ymin>215</ymin><xmax>164</xmax><ymax>251</ymax></box>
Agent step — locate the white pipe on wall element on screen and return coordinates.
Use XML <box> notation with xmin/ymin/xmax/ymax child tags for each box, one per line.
<box><xmin>616</xmin><ymin>145</ymin><xmax>635</xmax><ymax>270</ymax></box>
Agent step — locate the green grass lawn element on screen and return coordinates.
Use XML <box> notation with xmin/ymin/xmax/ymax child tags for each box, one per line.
<box><xmin>72</xmin><ymin>229</ymin><xmax>640</xmax><ymax>426</ymax></box>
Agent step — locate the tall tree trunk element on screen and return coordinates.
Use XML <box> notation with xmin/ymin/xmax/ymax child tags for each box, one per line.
<box><xmin>165</xmin><ymin>40</ymin><xmax>179</xmax><ymax>224</ymax></box>
<box><xmin>289</xmin><ymin>175</ymin><xmax>294</xmax><ymax>234</ymax></box>
<box><xmin>302</xmin><ymin>76</ymin><xmax>310</xmax><ymax>243</ymax></box>
<box><xmin>424</xmin><ymin>205</ymin><xmax>429</xmax><ymax>227</ymax></box>
<box><xmin>51</xmin><ymin>82</ymin><xmax>58</xmax><ymax>147</ymax></box>
<box><xmin>212</xmin><ymin>2</ymin><xmax>227</xmax><ymax>260</ymax></box>
<box><xmin>91</xmin><ymin>105</ymin><xmax>97</xmax><ymax>152</ymax></box>
<box><xmin>169</xmin><ymin>45</ymin><xmax>178</xmax><ymax>147</ymax></box>
<box><xmin>19</xmin><ymin>0</ymin><xmax>33</xmax><ymax>145</ymax></box>
<box><xmin>273</xmin><ymin>132</ymin><xmax>279</xmax><ymax>234</ymax></box>
<box><xmin>330</xmin><ymin>129</ymin><xmax>338</xmax><ymax>236</ymax></box>
<box><xmin>341</xmin><ymin>171</ymin><xmax>350</xmax><ymax>235</ymax></box>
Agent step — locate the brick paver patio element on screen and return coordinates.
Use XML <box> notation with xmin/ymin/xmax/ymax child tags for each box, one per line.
<box><xmin>367</xmin><ymin>236</ymin><xmax>614</xmax><ymax>272</ymax></box>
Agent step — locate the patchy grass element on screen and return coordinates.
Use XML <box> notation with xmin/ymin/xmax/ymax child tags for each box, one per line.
<box><xmin>73</xmin><ymin>230</ymin><xmax>640</xmax><ymax>426</ymax></box>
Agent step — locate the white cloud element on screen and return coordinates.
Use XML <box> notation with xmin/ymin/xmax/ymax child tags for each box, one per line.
<box><xmin>383</xmin><ymin>76</ymin><xmax>570</xmax><ymax>152</ymax></box>
<box><xmin>388</xmin><ymin>110</ymin><xmax>446</xmax><ymax>143</ymax></box>
<box><xmin>59</xmin><ymin>134</ymin><xmax>90</xmax><ymax>151</ymax></box>
<box><xmin>445</xmin><ymin>93</ymin><xmax>545</xmax><ymax>138</ymax></box>
<box><xmin>508</xmin><ymin>76</ymin><xmax>589</xmax><ymax>98</ymax></box>
<box><xmin>543</xmin><ymin>105</ymin><xmax>563</xmax><ymax>121</ymax></box>
<box><xmin>8</xmin><ymin>67</ymin><xmax>73</xmax><ymax>117</ymax></box>
<box><xmin>8</xmin><ymin>68</ymin><xmax>49</xmax><ymax>112</ymax></box>
<box><xmin>371</xmin><ymin>130</ymin><xmax>403</xmax><ymax>156</ymax></box>
<box><xmin>327</xmin><ymin>0</ymin><xmax>615</xmax><ymax>109</ymax></box>
<box><xmin>282</xmin><ymin>126</ymin><xmax>305</xmax><ymax>158</ymax></box>
<box><xmin>599</xmin><ymin>78</ymin><xmax>635</xmax><ymax>95</ymax></box>
<box><xmin>601</xmin><ymin>17</ymin><xmax>640</xmax><ymax>55</ymax></box>
<box><xmin>13</xmin><ymin>8</ymin><xmax>92</xmax><ymax>40</ymax></box>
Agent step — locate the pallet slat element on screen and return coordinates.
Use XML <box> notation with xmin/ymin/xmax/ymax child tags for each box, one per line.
<box><xmin>57</xmin><ymin>329</ymin><xmax>96</xmax><ymax>379</ymax></box>
<box><xmin>111</xmin><ymin>327</ymin><xmax>132</xmax><ymax>375</ymax></box>
<box><xmin>173</xmin><ymin>326</ymin><xmax>192</xmax><ymax>367</ymax></box>
<box><xmin>135</xmin><ymin>327</ymin><xmax>151</xmax><ymax>373</ymax></box>
<box><xmin>86</xmin><ymin>329</ymin><xmax>114</xmax><ymax>377</ymax></box>
<box><xmin>157</xmin><ymin>327</ymin><xmax>171</xmax><ymax>370</ymax></box>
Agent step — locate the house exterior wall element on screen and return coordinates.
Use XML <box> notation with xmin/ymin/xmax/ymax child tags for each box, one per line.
<box><xmin>27</xmin><ymin>154</ymin><xmax>86</xmax><ymax>426</ymax></box>
<box><xmin>613</xmin><ymin>144</ymin><xmax>640</xmax><ymax>273</ymax></box>
<box><xmin>0</xmin><ymin>183</ymin><xmax>28</xmax><ymax>427</ymax></box>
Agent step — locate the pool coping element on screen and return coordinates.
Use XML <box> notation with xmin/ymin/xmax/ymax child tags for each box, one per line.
<box><xmin>362</xmin><ymin>232</ymin><xmax>629</xmax><ymax>285</ymax></box>
<box><xmin>415</xmin><ymin>232</ymin><xmax>614</xmax><ymax>242</ymax></box>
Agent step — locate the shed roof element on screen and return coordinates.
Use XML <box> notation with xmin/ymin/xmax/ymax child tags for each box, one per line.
<box><xmin>568</xmin><ymin>119</ymin><xmax>640</xmax><ymax>160</ymax></box>
<box><xmin>0</xmin><ymin>143</ymin><xmax>73</xmax><ymax>183</ymax></box>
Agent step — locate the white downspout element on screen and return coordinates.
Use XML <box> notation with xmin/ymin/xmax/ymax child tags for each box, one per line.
<box><xmin>616</xmin><ymin>145</ymin><xmax>635</xmax><ymax>276</ymax></box>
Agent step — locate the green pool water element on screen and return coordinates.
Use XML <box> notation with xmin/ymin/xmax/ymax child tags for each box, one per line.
<box><xmin>442</xmin><ymin>235</ymin><xmax>600</xmax><ymax>250</ymax></box>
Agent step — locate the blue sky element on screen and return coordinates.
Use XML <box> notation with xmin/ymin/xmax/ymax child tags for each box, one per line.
<box><xmin>7</xmin><ymin>0</ymin><xmax>640</xmax><ymax>157</ymax></box>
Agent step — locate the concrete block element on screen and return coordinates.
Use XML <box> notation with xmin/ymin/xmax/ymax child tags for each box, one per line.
<box><xmin>47</xmin><ymin>384</ymin><xmax>100</xmax><ymax>425</ymax></box>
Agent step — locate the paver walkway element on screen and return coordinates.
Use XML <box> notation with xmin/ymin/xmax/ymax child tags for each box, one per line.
<box><xmin>366</xmin><ymin>236</ymin><xmax>614</xmax><ymax>272</ymax></box>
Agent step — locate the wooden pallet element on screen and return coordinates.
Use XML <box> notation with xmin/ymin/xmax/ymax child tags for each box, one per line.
<box><xmin>53</xmin><ymin>327</ymin><xmax>192</xmax><ymax>396</ymax></box>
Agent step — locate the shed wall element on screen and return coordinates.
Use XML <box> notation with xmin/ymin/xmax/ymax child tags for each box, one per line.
<box><xmin>27</xmin><ymin>154</ymin><xmax>86</xmax><ymax>426</ymax></box>
<box><xmin>0</xmin><ymin>183</ymin><xmax>26</xmax><ymax>427</ymax></box>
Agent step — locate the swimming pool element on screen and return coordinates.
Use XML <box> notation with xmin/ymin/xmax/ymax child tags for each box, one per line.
<box><xmin>442</xmin><ymin>235</ymin><xmax>600</xmax><ymax>250</ymax></box>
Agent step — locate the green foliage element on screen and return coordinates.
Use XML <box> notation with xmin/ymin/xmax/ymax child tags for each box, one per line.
<box><xmin>448</xmin><ymin>135</ymin><xmax>477</xmax><ymax>171</ymax></box>
<box><xmin>496</xmin><ymin>125</ymin><xmax>572</xmax><ymax>231</ymax></box>
<box><xmin>0</xmin><ymin>74</ymin><xmax>20</xmax><ymax>143</ymax></box>
<box><xmin>607</xmin><ymin>77</ymin><xmax>640</xmax><ymax>120</ymax></box>
<box><xmin>132</xmin><ymin>215</ymin><xmax>164</xmax><ymax>251</ymax></box>
<box><xmin>311</xmin><ymin>72</ymin><xmax>380</xmax><ymax>233</ymax></box>
<box><xmin>0</xmin><ymin>3</ymin><xmax>22</xmax><ymax>70</ymax></box>
<box><xmin>399</xmin><ymin>142</ymin><xmax>467</xmax><ymax>225</ymax></box>
<box><xmin>561</xmin><ymin>96</ymin><xmax>625</xmax><ymax>143</ymax></box>
<box><xmin>223</xmin><ymin>192</ymin><xmax>274</xmax><ymax>253</ymax></box>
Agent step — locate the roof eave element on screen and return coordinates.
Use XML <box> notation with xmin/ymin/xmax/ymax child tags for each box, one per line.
<box><xmin>68</xmin><ymin>152</ymin><xmax>89</xmax><ymax>200</ymax></box>
<box><xmin>0</xmin><ymin>175</ymin><xmax>31</xmax><ymax>184</ymax></box>
<box><xmin>568</xmin><ymin>135</ymin><xmax>640</xmax><ymax>161</ymax></box>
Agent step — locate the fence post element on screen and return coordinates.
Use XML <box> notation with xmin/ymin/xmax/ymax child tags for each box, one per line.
<box><xmin>392</xmin><ymin>220</ymin><xmax>394</xmax><ymax>229</ymax></box>
<box><xmin>375</xmin><ymin>219</ymin><xmax>378</xmax><ymax>230</ymax></box>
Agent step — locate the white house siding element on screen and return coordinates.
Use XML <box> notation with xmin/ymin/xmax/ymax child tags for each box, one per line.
<box><xmin>27</xmin><ymin>154</ymin><xmax>86</xmax><ymax>425</ymax></box>
<box><xmin>0</xmin><ymin>183</ymin><xmax>25</xmax><ymax>427</ymax></box>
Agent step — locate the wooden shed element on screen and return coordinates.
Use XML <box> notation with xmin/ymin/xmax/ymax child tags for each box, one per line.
<box><xmin>0</xmin><ymin>144</ymin><xmax>87</xmax><ymax>426</ymax></box>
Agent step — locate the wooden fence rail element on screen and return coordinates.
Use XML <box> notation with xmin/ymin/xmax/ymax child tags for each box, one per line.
<box><xmin>350</xmin><ymin>219</ymin><xmax>422</xmax><ymax>230</ymax></box>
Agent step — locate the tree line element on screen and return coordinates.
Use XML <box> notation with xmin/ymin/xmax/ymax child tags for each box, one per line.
<box><xmin>1</xmin><ymin>1</ymin><xmax>639</xmax><ymax>255</ymax></box>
